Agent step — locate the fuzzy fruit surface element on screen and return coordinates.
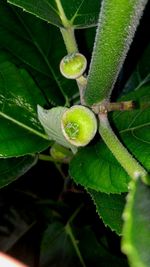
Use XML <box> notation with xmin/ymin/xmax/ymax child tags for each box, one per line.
<box><xmin>60</xmin><ymin>53</ymin><xmax>87</xmax><ymax>79</ymax></box>
<box><xmin>61</xmin><ymin>105</ymin><xmax>97</xmax><ymax>147</ymax></box>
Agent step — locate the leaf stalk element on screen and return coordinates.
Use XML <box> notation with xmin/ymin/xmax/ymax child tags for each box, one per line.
<box><xmin>98</xmin><ymin>113</ymin><xmax>150</xmax><ymax>185</ymax></box>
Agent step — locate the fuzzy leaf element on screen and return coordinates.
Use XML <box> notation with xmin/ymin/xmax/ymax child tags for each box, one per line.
<box><xmin>122</xmin><ymin>179</ymin><xmax>150</xmax><ymax>267</ymax></box>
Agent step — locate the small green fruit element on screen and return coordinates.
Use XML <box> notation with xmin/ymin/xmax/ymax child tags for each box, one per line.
<box><xmin>61</xmin><ymin>105</ymin><xmax>97</xmax><ymax>147</ymax></box>
<box><xmin>60</xmin><ymin>53</ymin><xmax>87</xmax><ymax>79</ymax></box>
<box><xmin>50</xmin><ymin>143</ymin><xmax>72</xmax><ymax>163</ymax></box>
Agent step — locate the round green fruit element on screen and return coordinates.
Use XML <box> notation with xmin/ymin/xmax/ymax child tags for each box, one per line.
<box><xmin>60</xmin><ymin>53</ymin><xmax>87</xmax><ymax>79</ymax></box>
<box><xmin>61</xmin><ymin>105</ymin><xmax>97</xmax><ymax>147</ymax></box>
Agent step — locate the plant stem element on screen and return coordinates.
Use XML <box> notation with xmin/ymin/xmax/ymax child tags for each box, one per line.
<box><xmin>76</xmin><ymin>76</ymin><xmax>87</xmax><ymax>105</ymax></box>
<box><xmin>84</xmin><ymin>0</ymin><xmax>148</xmax><ymax>105</ymax></box>
<box><xmin>64</xmin><ymin>204</ymin><xmax>86</xmax><ymax>267</ymax></box>
<box><xmin>55</xmin><ymin>0</ymin><xmax>78</xmax><ymax>53</ymax></box>
<box><xmin>65</xmin><ymin>223</ymin><xmax>86</xmax><ymax>267</ymax></box>
<box><xmin>39</xmin><ymin>154</ymin><xmax>70</xmax><ymax>164</ymax></box>
<box><xmin>67</xmin><ymin>204</ymin><xmax>84</xmax><ymax>224</ymax></box>
<box><xmin>92</xmin><ymin>100</ymin><xmax>136</xmax><ymax>113</ymax></box>
<box><xmin>98</xmin><ymin>113</ymin><xmax>150</xmax><ymax>185</ymax></box>
<box><xmin>56</xmin><ymin>0</ymin><xmax>87</xmax><ymax>104</ymax></box>
<box><xmin>60</xmin><ymin>27</ymin><xmax>78</xmax><ymax>53</ymax></box>
<box><xmin>60</xmin><ymin>27</ymin><xmax>87</xmax><ymax>104</ymax></box>
<box><xmin>39</xmin><ymin>154</ymin><xmax>55</xmax><ymax>162</ymax></box>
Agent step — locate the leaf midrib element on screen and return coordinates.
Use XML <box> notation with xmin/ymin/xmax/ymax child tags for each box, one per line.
<box><xmin>0</xmin><ymin>111</ymin><xmax>48</xmax><ymax>140</ymax></box>
<box><xmin>120</xmin><ymin>122</ymin><xmax>150</xmax><ymax>134</ymax></box>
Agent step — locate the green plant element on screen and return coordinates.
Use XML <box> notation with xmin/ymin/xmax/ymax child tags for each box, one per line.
<box><xmin>0</xmin><ymin>0</ymin><xmax>150</xmax><ymax>266</ymax></box>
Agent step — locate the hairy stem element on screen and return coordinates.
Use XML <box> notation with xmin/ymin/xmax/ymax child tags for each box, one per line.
<box><xmin>84</xmin><ymin>0</ymin><xmax>148</xmax><ymax>105</ymax></box>
<box><xmin>98</xmin><ymin>113</ymin><xmax>150</xmax><ymax>185</ymax></box>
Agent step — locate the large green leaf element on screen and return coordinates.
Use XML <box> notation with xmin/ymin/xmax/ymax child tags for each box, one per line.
<box><xmin>0</xmin><ymin>155</ymin><xmax>37</xmax><ymax>188</ymax></box>
<box><xmin>124</xmin><ymin>43</ymin><xmax>150</xmax><ymax>94</ymax></box>
<box><xmin>0</xmin><ymin>1</ymin><xmax>78</xmax><ymax>105</ymax></box>
<box><xmin>70</xmin><ymin>143</ymin><xmax>130</xmax><ymax>193</ymax></box>
<box><xmin>122</xmin><ymin>179</ymin><xmax>150</xmax><ymax>267</ymax></box>
<box><xmin>40</xmin><ymin>222</ymin><xmax>85</xmax><ymax>267</ymax></box>
<box><xmin>8</xmin><ymin>0</ymin><xmax>101</xmax><ymax>29</ymax></box>
<box><xmin>40</xmin><ymin>221</ymin><xmax>128</xmax><ymax>267</ymax></box>
<box><xmin>89</xmin><ymin>190</ymin><xmax>126</xmax><ymax>235</ymax></box>
<box><xmin>0</xmin><ymin>61</ymin><xmax>50</xmax><ymax>157</ymax></box>
<box><xmin>70</xmin><ymin>83</ymin><xmax>150</xmax><ymax>193</ymax></box>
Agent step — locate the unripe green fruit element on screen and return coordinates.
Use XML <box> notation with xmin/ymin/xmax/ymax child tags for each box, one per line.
<box><xmin>50</xmin><ymin>143</ymin><xmax>72</xmax><ymax>162</ymax></box>
<box><xmin>60</xmin><ymin>53</ymin><xmax>87</xmax><ymax>79</ymax></box>
<box><xmin>61</xmin><ymin>105</ymin><xmax>97</xmax><ymax>147</ymax></box>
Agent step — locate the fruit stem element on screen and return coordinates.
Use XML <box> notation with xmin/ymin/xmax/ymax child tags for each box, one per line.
<box><xmin>76</xmin><ymin>76</ymin><xmax>87</xmax><ymax>105</ymax></box>
<box><xmin>60</xmin><ymin>27</ymin><xmax>87</xmax><ymax>104</ymax></box>
<box><xmin>60</xmin><ymin>27</ymin><xmax>78</xmax><ymax>54</ymax></box>
<box><xmin>39</xmin><ymin>153</ymin><xmax>70</xmax><ymax>163</ymax></box>
<box><xmin>98</xmin><ymin>112</ymin><xmax>150</xmax><ymax>185</ymax></box>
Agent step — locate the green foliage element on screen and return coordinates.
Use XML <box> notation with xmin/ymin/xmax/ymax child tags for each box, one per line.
<box><xmin>122</xmin><ymin>179</ymin><xmax>150</xmax><ymax>267</ymax></box>
<box><xmin>40</xmin><ymin>220</ymin><xmax>128</xmax><ymax>267</ymax></box>
<box><xmin>0</xmin><ymin>1</ymin><xmax>149</xmax><ymax>267</ymax></box>
<box><xmin>89</xmin><ymin>190</ymin><xmax>126</xmax><ymax>235</ymax></box>
<box><xmin>70</xmin><ymin>83</ymin><xmax>150</xmax><ymax>193</ymax></box>
<box><xmin>0</xmin><ymin>0</ymin><xmax>78</xmax><ymax>105</ymax></box>
<box><xmin>70</xmin><ymin>143</ymin><xmax>130</xmax><ymax>193</ymax></box>
<box><xmin>8</xmin><ymin>0</ymin><xmax>101</xmax><ymax>28</ymax></box>
<box><xmin>0</xmin><ymin>155</ymin><xmax>37</xmax><ymax>188</ymax></box>
<box><xmin>0</xmin><ymin>61</ymin><xmax>50</xmax><ymax>157</ymax></box>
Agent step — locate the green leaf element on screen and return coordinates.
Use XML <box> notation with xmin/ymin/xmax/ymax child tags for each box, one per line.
<box><xmin>0</xmin><ymin>61</ymin><xmax>50</xmax><ymax>157</ymax></box>
<box><xmin>124</xmin><ymin>44</ymin><xmax>150</xmax><ymax>94</ymax></box>
<box><xmin>70</xmin><ymin>83</ymin><xmax>150</xmax><ymax>193</ymax></box>
<box><xmin>40</xmin><ymin>221</ymin><xmax>129</xmax><ymax>267</ymax></box>
<box><xmin>79</xmin><ymin>227</ymin><xmax>129</xmax><ymax>267</ymax></box>
<box><xmin>0</xmin><ymin>1</ymin><xmax>78</xmax><ymax>105</ymax></box>
<box><xmin>8</xmin><ymin>0</ymin><xmax>101</xmax><ymax>29</ymax></box>
<box><xmin>40</xmin><ymin>222</ymin><xmax>85</xmax><ymax>267</ymax></box>
<box><xmin>122</xmin><ymin>179</ymin><xmax>150</xmax><ymax>267</ymax></box>
<box><xmin>89</xmin><ymin>190</ymin><xmax>126</xmax><ymax>235</ymax></box>
<box><xmin>70</xmin><ymin>143</ymin><xmax>130</xmax><ymax>193</ymax></box>
<box><xmin>0</xmin><ymin>155</ymin><xmax>37</xmax><ymax>188</ymax></box>
<box><xmin>113</xmin><ymin>83</ymin><xmax>150</xmax><ymax>172</ymax></box>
